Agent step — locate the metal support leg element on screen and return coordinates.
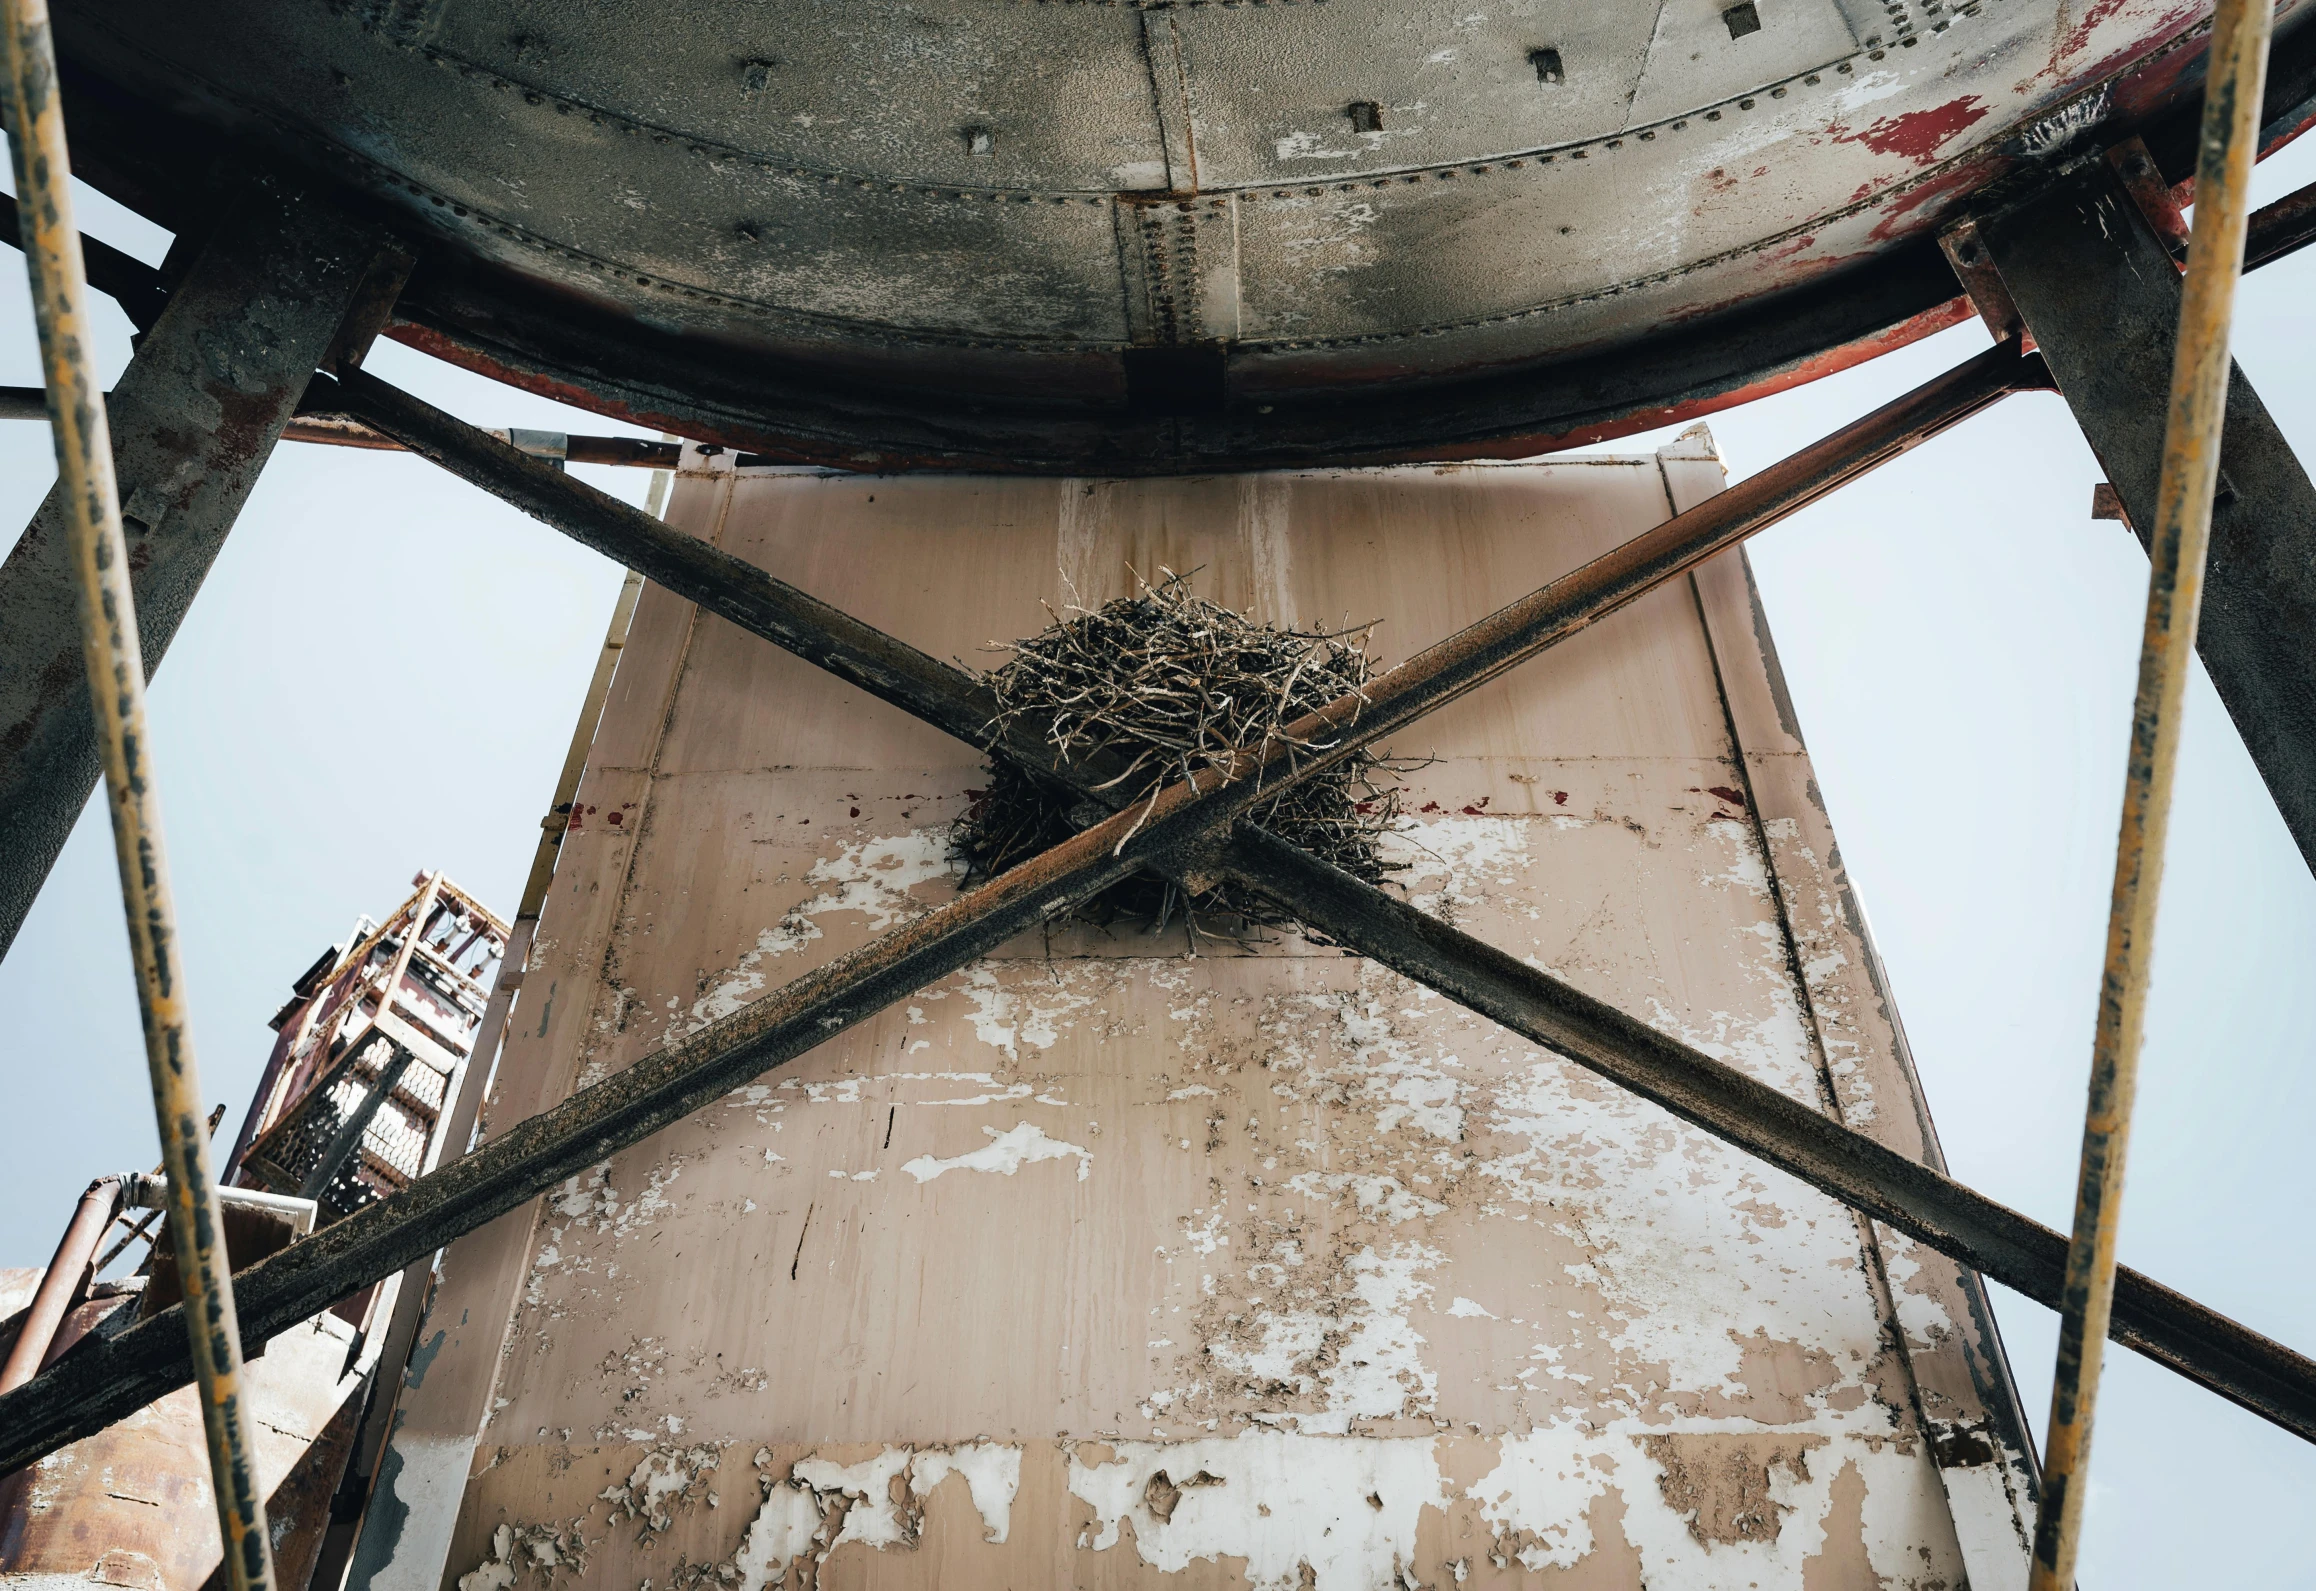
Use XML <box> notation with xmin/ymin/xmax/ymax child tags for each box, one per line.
<box><xmin>0</xmin><ymin>181</ymin><xmax>399</xmax><ymax>959</ymax></box>
<box><xmin>0</xmin><ymin>1</ymin><xmax>277</xmax><ymax>1580</ymax></box>
<box><xmin>2025</xmin><ymin>2</ymin><xmax>2274</xmax><ymax>1581</ymax></box>
<box><xmin>1978</xmin><ymin>148</ymin><xmax>2316</xmax><ymax>879</ymax></box>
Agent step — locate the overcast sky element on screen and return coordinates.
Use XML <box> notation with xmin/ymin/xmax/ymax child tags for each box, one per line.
<box><xmin>2</xmin><ymin>141</ymin><xmax>2311</xmax><ymax>1585</ymax></box>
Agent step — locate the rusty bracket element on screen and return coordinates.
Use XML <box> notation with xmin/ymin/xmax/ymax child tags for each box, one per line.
<box><xmin>2107</xmin><ymin>135</ymin><xmax>2193</xmax><ymax>261</ymax></box>
<box><xmin>1937</xmin><ymin>218</ymin><xmax>2024</xmax><ymax>344</ymax></box>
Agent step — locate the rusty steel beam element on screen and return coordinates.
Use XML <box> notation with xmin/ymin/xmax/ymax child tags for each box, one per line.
<box><xmin>0</xmin><ymin>338</ymin><xmax>2038</xmax><ymax>1477</ymax></box>
<box><xmin>0</xmin><ymin>0</ymin><xmax>277</xmax><ymax>1579</ymax></box>
<box><xmin>0</xmin><ymin>387</ymin><xmax>683</xmax><ymax>466</ymax></box>
<box><xmin>2246</xmin><ymin>173</ymin><xmax>2316</xmax><ymax>271</ymax></box>
<box><xmin>1979</xmin><ymin>155</ymin><xmax>2316</xmax><ymax>881</ymax></box>
<box><xmin>1218</xmin><ymin>829</ymin><xmax>2316</xmax><ymax>1445</ymax></box>
<box><xmin>15</xmin><ymin>335</ymin><xmax>2303</xmax><ymax>1486</ymax></box>
<box><xmin>0</xmin><ymin>185</ymin><xmax>398</xmax><ymax>963</ymax></box>
<box><xmin>2030</xmin><ymin>3</ymin><xmax>2273</xmax><ymax>1582</ymax></box>
<box><xmin>0</xmin><ymin>189</ymin><xmax>168</xmax><ymax>330</ymax></box>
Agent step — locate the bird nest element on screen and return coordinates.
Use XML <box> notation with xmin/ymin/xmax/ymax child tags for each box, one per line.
<box><xmin>956</xmin><ymin>571</ymin><xmax>1402</xmax><ymax>931</ymax></box>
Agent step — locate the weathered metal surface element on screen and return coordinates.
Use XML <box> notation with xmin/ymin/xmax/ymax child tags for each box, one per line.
<box><xmin>1978</xmin><ymin>152</ymin><xmax>2316</xmax><ymax>879</ymax></box>
<box><xmin>34</xmin><ymin>0</ymin><xmax>2316</xmax><ymax>470</ymax></box>
<box><xmin>0</xmin><ymin>1178</ymin><xmax>124</xmax><ymax>1396</ymax></box>
<box><xmin>0</xmin><ymin>183</ymin><xmax>396</xmax><ymax>963</ymax></box>
<box><xmin>0</xmin><ymin>0</ymin><xmax>273</xmax><ymax>1577</ymax></box>
<box><xmin>0</xmin><ymin>191</ymin><xmax>167</xmax><ymax>330</ymax></box>
<box><xmin>363</xmin><ymin>453</ymin><xmax>2032</xmax><ymax>1587</ymax></box>
<box><xmin>0</xmin><ymin>1310</ymin><xmax>367</xmax><ymax>1591</ymax></box>
<box><xmin>21</xmin><ymin>340</ymin><xmax>2316</xmax><ymax>1498</ymax></box>
<box><xmin>326</xmin><ymin>573</ymin><xmax>652</xmax><ymax>1591</ymax></box>
<box><xmin>1</xmin><ymin>875</ymin><xmax>505</xmax><ymax>1589</ymax></box>
<box><xmin>2028</xmin><ymin>5</ymin><xmax>2271</xmax><ymax>1584</ymax></box>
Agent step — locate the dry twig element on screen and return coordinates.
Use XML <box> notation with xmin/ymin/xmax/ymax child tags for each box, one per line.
<box><xmin>956</xmin><ymin>569</ymin><xmax>1402</xmax><ymax>931</ymax></box>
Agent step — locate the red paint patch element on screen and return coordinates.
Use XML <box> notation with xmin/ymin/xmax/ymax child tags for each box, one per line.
<box><xmin>1705</xmin><ymin>785</ymin><xmax>1748</xmax><ymax>810</ymax></box>
<box><xmin>1552</xmin><ymin>790</ymin><xmax>1569</xmax><ymax>807</ymax></box>
<box><xmin>607</xmin><ymin>810</ymin><xmax>622</xmax><ymax>825</ymax></box>
<box><xmin>1851</xmin><ymin>97</ymin><xmax>1991</xmax><ymax>163</ymax></box>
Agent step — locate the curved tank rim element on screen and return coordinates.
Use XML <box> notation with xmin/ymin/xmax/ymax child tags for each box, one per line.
<box><xmin>46</xmin><ymin>9</ymin><xmax>2316</xmax><ymax>474</ymax></box>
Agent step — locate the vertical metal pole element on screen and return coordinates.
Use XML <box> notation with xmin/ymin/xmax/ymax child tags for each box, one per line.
<box><xmin>2028</xmin><ymin>2</ymin><xmax>2272</xmax><ymax>1584</ymax></box>
<box><xmin>0</xmin><ymin>3</ymin><xmax>277</xmax><ymax>1587</ymax></box>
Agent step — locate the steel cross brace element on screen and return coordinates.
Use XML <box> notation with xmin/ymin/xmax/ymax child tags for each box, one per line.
<box><xmin>0</xmin><ymin>183</ymin><xmax>403</xmax><ymax>959</ymax></box>
<box><xmin>6</xmin><ymin>338</ymin><xmax>2314</xmax><ymax>1480</ymax></box>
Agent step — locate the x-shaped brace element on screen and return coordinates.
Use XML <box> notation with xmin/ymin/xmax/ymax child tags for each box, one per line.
<box><xmin>5</xmin><ymin>337</ymin><xmax>2312</xmax><ymax>1481</ymax></box>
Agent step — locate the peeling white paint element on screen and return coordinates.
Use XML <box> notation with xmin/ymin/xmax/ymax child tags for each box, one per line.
<box><xmin>908</xmin><ymin>1444</ymin><xmax>1023</xmax><ymax>1543</ymax></box>
<box><xmin>902</xmin><ymin>1122</ymin><xmax>1092</xmax><ymax>1184</ymax></box>
<box><xmin>1069</xmin><ymin>1432</ymin><xmax>1442</xmax><ymax>1591</ymax></box>
<box><xmin>672</xmin><ymin>831</ymin><xmax>957</xmax><ymax>1039</ymax></box>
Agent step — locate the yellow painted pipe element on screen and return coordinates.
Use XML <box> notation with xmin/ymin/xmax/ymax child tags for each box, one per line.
<box><xmin>2028</xmin><ymin>2</ymin><xmax>2274</xmax><ymax>1585</ymax></box>
<box><xmin>0</xmin><ymin>1</ymin><xmax>277</xmax><ymax>1586</ymax></box>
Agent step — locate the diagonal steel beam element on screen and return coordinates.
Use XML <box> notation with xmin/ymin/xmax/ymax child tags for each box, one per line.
<box><xmin>0</xmin><ymin>183</ymin><xmax>399</xmax><ymax>960</ymax></box>
<box><xmin>0</xmin><ymin>189</ymin><xmax>169</xmax><ymax>330</ymax></box>
<box><xmin>14</xmin><ymin>338</ymin><xmax>2311</xmax><ymax>1469</ymax></box>
<box><xmin>0</xmin><ymin>339</ymin><xmax>2042</xmax><ymax>1475</ymax></box>
<box><xmin>1218</xmin><ymin>829</ymin><xmax>2316</xmax><ymax>1442</ymax></box>
<box><xmin>318</xmin><ymin>347</ymin><xmax>2316</xmax><ymax>1443</ymax></box>
<box><xmin>325</xmin><ymin>350</ymin><xmax>2316</xmax><ymax>1441</ymax></box>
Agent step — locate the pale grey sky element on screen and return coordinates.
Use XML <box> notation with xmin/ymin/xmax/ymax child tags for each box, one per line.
<box><xmin>2</xmin><ymin>144</ymin><xmax>2311</xmax><ymax>1585</ymax></box>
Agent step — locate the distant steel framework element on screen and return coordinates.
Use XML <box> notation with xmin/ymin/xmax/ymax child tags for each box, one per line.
<box><xmin>3</xmin><ymin>2</ymin><xmax>2316</xmax><ymax>1583</ymax></box>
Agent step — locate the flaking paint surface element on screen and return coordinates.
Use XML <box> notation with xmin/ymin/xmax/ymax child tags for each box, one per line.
<box><xmin>413</xmin><ymin>455</ymin><xmax>2024</xmax><ymax>1588</ymax></box>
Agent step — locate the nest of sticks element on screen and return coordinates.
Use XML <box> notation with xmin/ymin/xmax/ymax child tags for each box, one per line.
<box><xmin>956</xmin><ymin>571</ymin><xmax>1402</xmax><ymax>931</ymax></box>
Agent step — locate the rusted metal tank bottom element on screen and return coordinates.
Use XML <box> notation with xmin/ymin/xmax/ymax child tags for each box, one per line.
<box><xmin>379</xmin><ymin>451</ymin><xmax>2038</xmax><ymax>1589</ymax></box>
<box><xmin>47</xmin><ymin>1</ymin><xmax>2316</xmax><ymax>470</ymax></box>
<box><xmin>0</xmin><ymin>1315</ymin><xmax>363</xmax><ymax>1591</ymax></box>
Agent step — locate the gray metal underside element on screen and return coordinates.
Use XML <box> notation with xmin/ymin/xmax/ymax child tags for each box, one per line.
<box><xmin>53</xmin><ymin>0</ymin><xmax>2300</xmax><ymax>442</ymax></box>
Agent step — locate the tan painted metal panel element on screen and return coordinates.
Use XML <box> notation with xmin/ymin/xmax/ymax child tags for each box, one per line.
<box><xmin>365</xmin><ymin>444</ymin><xmax>2032</xmax><ymax>1590</ymax></box>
